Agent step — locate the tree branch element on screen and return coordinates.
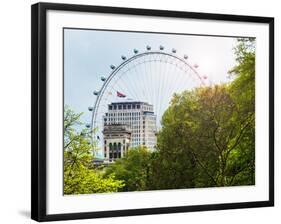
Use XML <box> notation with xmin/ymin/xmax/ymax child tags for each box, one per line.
<box><xmin>189</xmin><ymin>149</ymin><xmax>218</xmax><ymax>186</ymax></box>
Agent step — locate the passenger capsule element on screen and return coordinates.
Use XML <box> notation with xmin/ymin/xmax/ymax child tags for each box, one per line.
<box><xmin>184</xmin><ymin>54</ymin><xmax>188</xmax><ymax>59</ymax></box>
<box><xmin>88</xmin><ymin>107</ymin><xmax>93</xmax><ymax>111</ymax></box>
<box><xmin>101</xmin><ymin>76</ymin><xmax>106</xmax><ymax>81</ymax></box>
<box><xmin>146</xmin><ymin>45</ymin><xmax>151</xmax><ymax>50</ymax></box>
<box><xmin>110</xmin><ymin>65</ymin><xmax>116</xmax><ymax>70</ymax></box>
<box><xmin>172</xmin><ymin>48</ymin><xmax>177</xmax><ymax>53</ymax></box>
<box><xmin>159</xmin><ymin>45</ymin><xmax>164</xmax><ymax>50</ymax></box>
<box><xmin>85</xmin><ymin>124</ymin><xmax>91</xmax><ymax>128</ymax></box>
<box><xmin>133</xmin><ymin>49</ymin><xmax>138</xmax><ymax>54</ymax></box>
<box><xmin>93</xmin><ymin>91</ymin><xmax>99</xmax><ymax>95</ymax></box>
<box><xmin>121</xmin><ymin>55</ymin><xmax>126</xmax><ymax>60</ymax></box>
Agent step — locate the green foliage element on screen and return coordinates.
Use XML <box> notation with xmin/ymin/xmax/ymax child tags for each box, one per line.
<box><xmin>63</xmin><ymin>106</ymin><xmax>124</xmax><ymax>195</ymax></box>
<box><xmin>64</xmin><ymin>164</ymin><xmax>124</xmax><ymax>194</ymax></box>
<box><xmin>227</xmin><ymin>38</ymin><xmax>256</xmax><ymax>185</ymax></box>
<box><xmin>229</xmin><ymin>38</ymin><xmax>255</xmax><ymax>114</ymax></box>
<box><xmin>153</xmin><ymin>84</ymin><xmax>254</xmax><ymax>188</ymax></box>
<box><xmin>104</xmin><ymin>146</ymin><xmax>154</xmax><ymax>192</ymax></box>
<box><xmin>150</xmin><ymin>38</ymin><xmax>255</xmax><ymax>189</ymax></box>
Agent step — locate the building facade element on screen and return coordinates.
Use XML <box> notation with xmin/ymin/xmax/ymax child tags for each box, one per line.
<box><xmin>102</xmin><ymin>124</ymin><xmax>131</xmax><ymax>162</ymax></box>
<box><xmin>103</xmin><ymin>101</ymin><xmax>157</xmax><ymax>151</ymax></box>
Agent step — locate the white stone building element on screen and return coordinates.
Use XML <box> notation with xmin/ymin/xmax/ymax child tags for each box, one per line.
<box><xmin>102</xmin><ymin>124</ymin><xmax>131</xmax><ymax>161</ymax></box>
<box><xmin>103</xmin><ymin>101</ymin><xmax>157</xmax><ymax>153</ymax></box>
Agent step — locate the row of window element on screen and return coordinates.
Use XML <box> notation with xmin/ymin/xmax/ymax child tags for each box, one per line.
<box><xmin>104</xmin><ymin>120</ymin><xmax>142</xmax><ymax>125</ymax></box>
<box><xmin>109</xmin><ymin>104</ymin><xmax>141</xmax><ymax>110</ymax></box>
<box><xmin>108</xmin><ymin>104</ymin><xmax>153</xmax><ymax>111</ymax></box>
<box><xmin>106</xmin><ymin>112</ymin><xmax>141</xmax><ymax>117</ymax></box>
<box><xmin>106</xmin><ymin>152</ymin><xmax>121</xmax><ymax>159</ymax></box>
<box><xmin>104</xmin><ymin>134</ymin><xmax>128</xmax><ymax>138</ymax></box>
<box><xmin>104</xmin><ymin>120</ymin><xmax>147</xmax><ymax>129</ymax></box>
<box><xmin>105</xmin><ymin>117</ymin><xmax>141</xmax><ymax>122</ymax></box>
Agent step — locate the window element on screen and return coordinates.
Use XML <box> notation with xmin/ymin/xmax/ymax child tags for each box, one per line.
<box><xmin>113</xmin><ymin>152</ymin><xmax>117</xmax><ymax>159</ymax></box>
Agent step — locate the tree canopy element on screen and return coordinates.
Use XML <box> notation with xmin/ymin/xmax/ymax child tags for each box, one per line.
<box><xmin>148</xmin><ymin>38</ymin><xmax>255</xmax><ymax>189</ymax></box>
<box><xmin>104</xmin><ymin>146</ymin><xmax>154</xmax><ymax>192</ymax></box>
<box><xmin>63</xmin><ymin>106</ymin><xmax>124</xmax><ymax>195</ymax></box>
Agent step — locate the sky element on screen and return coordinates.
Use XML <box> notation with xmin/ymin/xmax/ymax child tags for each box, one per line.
<box><xmin>64</xmin><ymin>28</ymin><xmax>239</xmax><ymax>133</ymax></box>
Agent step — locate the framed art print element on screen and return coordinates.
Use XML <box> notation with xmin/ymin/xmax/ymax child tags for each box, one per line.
<box><xmin>31</xmin><ymin>2</ymin><xmax>274</xmax><ymax>222</ymax></box>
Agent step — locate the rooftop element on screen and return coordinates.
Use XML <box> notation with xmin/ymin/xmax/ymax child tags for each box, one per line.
<box><xmin>109</xmin><ymin>101</ymin><xmax>152</xmax><ymax>106</ymax></box>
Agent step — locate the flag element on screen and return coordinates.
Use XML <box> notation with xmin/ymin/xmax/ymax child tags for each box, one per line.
<box><xmin>117</xmin><ymin>91</ymin><xmax>126</xmax><ymax>98</ymax></box>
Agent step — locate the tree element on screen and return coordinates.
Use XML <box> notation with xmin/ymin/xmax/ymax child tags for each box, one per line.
<box><xmin>104</xmin><ymin>146</ymin><xmax>154</xmax><ymax>192</ymax></box>
<box><xmin>227</xmin><ymin>38</ymin><xmax>256</xmax><ymax>184</ymax></box>
<box><xmin>152</xmin><ymin>38</ymin><xmax>256</xmax><ymax>188</ymax></box>
<box><xmin>229</xmin><ymin>38</ymin><xmax>255</xmax><ymax>114</ymax></box>
<box><xmin>63</xmin><ymin>106</ymin><xmax>124</xmax><ymax>195</ymax></box>
<box><xmin>154</xmin><ymin>84</ymin><xmax>254</xmax><ymax>188</ymax></box>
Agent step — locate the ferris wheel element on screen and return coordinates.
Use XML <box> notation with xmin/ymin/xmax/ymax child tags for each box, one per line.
<box><xmin>86</xmin><ymin>45</ymin><xmax>207</xmax><ymax>149</ymax></box>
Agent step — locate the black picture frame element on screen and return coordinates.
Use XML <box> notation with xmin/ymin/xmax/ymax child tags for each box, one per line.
<box><xmin>31</xmin><ymin>2</ymin><xmax>274</xmax><ymax>222</ymax></box>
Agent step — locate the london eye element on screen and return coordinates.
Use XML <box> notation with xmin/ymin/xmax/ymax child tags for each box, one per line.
<box><xmin>86</xmin><ymin>45</ymin><xmax>207</xmax><ymax>149</ymax></box>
